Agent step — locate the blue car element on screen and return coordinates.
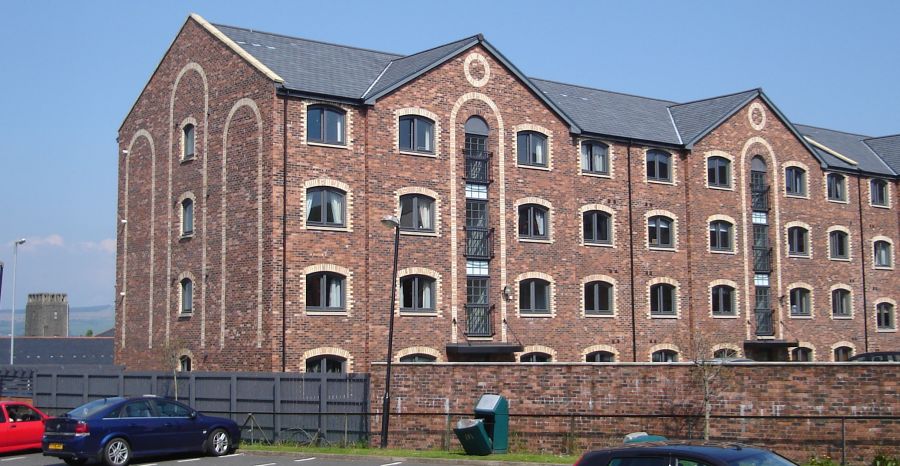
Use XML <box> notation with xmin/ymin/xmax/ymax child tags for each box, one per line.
<box><xmin>42</xmin><ymin>395</ymin><xmax>241</xmax><ymax>466</ymax></box>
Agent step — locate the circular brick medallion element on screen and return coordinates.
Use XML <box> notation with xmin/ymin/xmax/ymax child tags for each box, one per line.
<box><xmin>748</xmin><ymin>102</ymin><xmax>766</xmax><ymax>131</ymax></box>
<box><xmin>464</xmin><ymin>53</ymin><xmax>490</xmax><ymax>88</ymax></box>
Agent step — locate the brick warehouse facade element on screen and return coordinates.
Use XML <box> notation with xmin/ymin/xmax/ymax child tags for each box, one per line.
<box><xmin>116</xmin><ymin>14</ymin><xmax>899</xmax><ymax>372</ymax></box>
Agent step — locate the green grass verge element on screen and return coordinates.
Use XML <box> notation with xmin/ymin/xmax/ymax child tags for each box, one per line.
<box><xmin>241</xmin><ymin>442</ymin><xmax>578</xmax><ymax>464</ymax></box>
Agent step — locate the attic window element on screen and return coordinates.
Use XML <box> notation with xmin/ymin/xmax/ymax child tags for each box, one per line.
<box><xmin>307</xmin><ymin>105</ymin><xmax>346</xmax><ymax>146</ymax></box>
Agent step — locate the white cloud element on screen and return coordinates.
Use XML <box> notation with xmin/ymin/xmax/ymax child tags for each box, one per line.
<box><xmin>79</xmin><ymin>238</ymin><xmax>116</xmax><ymax>254</ymax></box>
<box><xmin>19</xmin><ymin>234</ymin><xmax>65</xmax><ymax>251</ymax></box>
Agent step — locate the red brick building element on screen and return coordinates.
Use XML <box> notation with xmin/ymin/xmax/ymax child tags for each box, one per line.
<box><xmin>115</xmin><ymin>14</ymin><xmax>899</xmax><ymax>372</ymax></box>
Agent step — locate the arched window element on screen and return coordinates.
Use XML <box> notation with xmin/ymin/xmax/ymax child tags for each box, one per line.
<box><xmin>831</xmin><ymin>288</ymin><xmax>851</xmax><ymax>317</ymax></box>
<box><xmin>833</xmin><ymin>346</ymin><xmax>853</xmax><ymax>362</ymax></box>
<box><xmin>790</xmin><ymin>288</ymin><xmax>811</xmax><ymax>316</ymax></box>
<box><xmin>180</xmin><ymin>278</ymin><xmax>193</xmax><ymax>315</ymax></box>
<box><xmin>399</xmin><ymin>194</ymin><xmax>435</xmax><ymax>232</ymax></box>
<box><xmin>586</xmin><ymin>351</ymin><xmax>615</xmax><ymax>362</ymax></box>
<box><xmin>648</xmin><ymin>215</ymin><xmax>674</xmax><ymax>249</ymax></box>
<box><xmin>520</xmin><ymin>352</ymin><xmax>551</xmax><ymax>362</ymax></box>
<box><xmin>646</xmin><ymin>150</ymin><xmax>672</xmax><ymax>182</ymax></box>
<box><xmin>518</xmin><ymin>204</ymin><xmax>548</xmax><ymax>239</ymax></box>
<box><xmin>520</xmin><ymin>278</ymin><xmax>550</xmax><ymax>314</ymax></box>
<box><xmin>827</xmin><ymin>173</ymin><xmax>847</xmax><ymax>201</ymax></box>
<box><xmin>792</xmin><ymin>347</ymin><xmax>812</xmax><ymax>362</ymax></box>
<box><xmin>178</xmin><ymin>355</ymin><xmax>192</xmax><ymax>372</ymax></box>
<box><xmin>306</xmin><ymin>187</ymin><xmax>346</xmax><ymax>228</ymax></box>
<box><xmin>583</xmin><ymin>210</ymin><xmax>611</xmax><ymax>245</ymax></box>
<box><xmin>785</xmin><ymin>166</ymin><xmax>807</xmax><ymax>196</ymax></box>
<box><xmin>788</xmin><ymin>226</ymin><xmax>809</xmax><ymax>256</ymax></box>
<box><xmin>517</xmin><ymin>131</ymin><xmax>548</xmax><ymax>167</ymax></box>
<box><xmin>307</xmin><ymin>105</ymin><xmax>345</xmax><ymax>145</ymax></box>
<box><xmin>652</xmin><ymin>349</ymin><xmax>678</xmax><ymax>362</ymax></box>
<box><xmin>306</xmin><ymin>272</ymin><xmax>345</xmax><ymax>311</ymax></box>
<box><xmin>874</xmin><ymin>240</ymin><xmax>892</xmax><ymax>268</ymax></box>
<box><xmin>181</xmin><ymin>198</ymin><xmax>194</xmax><ymax>236</ymax></box>
<box><xmin>650</xmin><ymin>283</ymin><xmax>676</xmax><ymax>316</ymax></box>
<box><xmin>707</xmin><ymin>156</ymin><xmax>730</xmax><ymax>188</ymax></box>
<box><xmin>306</xmin><ymin>355</ymin><xmax>346</xmax><ymax>373</ymax></box>
<box><xmin>709</xmin><ymin>220</ymin><xmax>733</xmax><ymax>251</ymax></box>
<box><xmin>711</xmin><ymin>285</ymin><xmax>735</xmax><ymax>316</ymax></box>
<box><xmin>584</xmin><ymin>281</ymin><xmax>613</xmax><ymax>315</ymax></box>
<box><xmin>877</xmin><ymin>302</ymin><xmax>895</xmax><ymax>330</ymax></box>
<box><xmin>829</xmin><ymin>230</ymin><xmax>849</xmax><ymax>260</ymax></box>
<box><xmin>400</xmin><ymin>275</ymin><xmax>436</xmax><ymax>313</ymax></box>
<box><xmin>582</xmin><ymin>141</ymin><xmax>609</xmax><ymax>175</ymax></box>
<box><xmin>713</xmin><ymin>348</ymin><xmax>738</xmax><ymax>360</ymax></box>
<box><xmin>464</xmin><ymin>116</ymin><xmax>489</xmax><ymax>136</ymax></box>
<box><xmin>399</xmin><ymin>353</ymin><xmax>437</xmax><ymax>363</ymax></box>
<box><xmin>871</xmin><ymin>179</ymin><xmax>888</xmax><ymax>206</ymax></box>
<box><xmin>399</xmin><ymin>115</ymin><xmax>434</xmax><ymax>153</ymax></box>
<box><xmin>182</xmin><ymin>124</ymin><xmax>195</xmax><ymax>160</ymax></box>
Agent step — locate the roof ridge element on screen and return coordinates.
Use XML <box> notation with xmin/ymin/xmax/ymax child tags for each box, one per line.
<box><xmin>391</xmin><ymin>34</ymin><xmax>481</xmax><ymax>61</ymax></box>
<box><xmin>669</xmin><ymin>88</ymin><xmax>760</xmax><ymax>108</ymax></box>
<box><xmin>528</xmin><ymin>76</ymin><xmax>677</xmax><ymax>104</ymax></box>
<box><xmin>211</xmin><ymin>22</ymin><xmax>403</xmax><ymax>58</ymax></box>
<box><xmin>863</xmin><ymin>133</ymin><xmax>900</xmax><ymax>142</ymax></box>
<box><xmin>794</xmin><ymin>123</ymin><xmax>871</xmax><ymax>139</ymax></box>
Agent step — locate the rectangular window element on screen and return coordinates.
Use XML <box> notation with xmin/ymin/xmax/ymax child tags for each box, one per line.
<box><xmin>466</xmin><ymin>260</ymin><xmax>489</xmax><ymax>276</ymax></box>
<box><xmin>751</xmin><ymin>212</ymin><xmax>768</xmax><ymax>225</ymax></box>
<box><xmin>754</xmin><ymin>274</ymin><xmax>769</xmax><ymax>287</ymax></box>
<box><xmin>465</xmin><ymin>183</ymin><xmax>488</xmax><ymax>200</ymax></box>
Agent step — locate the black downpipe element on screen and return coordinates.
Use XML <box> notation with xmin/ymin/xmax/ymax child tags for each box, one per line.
<box><xmin>855</xmin><ymin>175</ymin><xmax>869</xmax><ymax>353</ymax></box>
<box><xmin>626</xmin><ymin>140</ymin><xmax>637</xmax><ymax>361</ymax></box>
<box><xmin>281</xmin><ymin>95</ymin><xmax>288</xmax><ymax>372</ymax></box>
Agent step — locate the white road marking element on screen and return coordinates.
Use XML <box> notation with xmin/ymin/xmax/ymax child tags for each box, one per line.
<box><xmin>143</xmin><ymin>464</ymin><xmax>158</xmax><ymax>466</ymax></box>
<box><xmin>254</xmin><ymin>463</ymin><xmax>277</xmax><ymax>466</ymax></box>
<box><xmin>380</xmin><ymin>462</ymin><xmax>403</xmax><ymax>466</ymax></box>
<box><xmin>294</xmin><ymin>459</ymin><xmax>316</xmax><ymax>463</ymax></box>
<box><xmin>177</xmin><ymin>459</ymin><xmax>202</xmax><ymax>463</ymax></box>
<box><xmin>220</xmin><ymin>453</ymin><xmax>245</xmax><ymax>458</ymax></box>
<box><xmin>0</xmin><ymin>458</ymin><xmax>25</xmax><ymax>462</ymax></box>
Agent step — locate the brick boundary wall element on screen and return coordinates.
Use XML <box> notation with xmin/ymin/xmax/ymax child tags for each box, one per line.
<box><xmin>370</xmin><ymin>363</ymin><xmax>899</xmax><ymax>462</ymax></box>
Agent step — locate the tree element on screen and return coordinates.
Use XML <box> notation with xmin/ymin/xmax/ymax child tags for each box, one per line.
<box><xmin>84</xmin><ymin>329</ymin><xmax>93</xmax><ymax>337</ymax></box>
<box><xmin>156</xmin><ymin>338</ymin><xmax>188</xmax><ymax>400</ymax></box>
<box><xmin>686</xmin><ymin>331</ymin><xmax>733</xmax><ymax>441</ymax></box>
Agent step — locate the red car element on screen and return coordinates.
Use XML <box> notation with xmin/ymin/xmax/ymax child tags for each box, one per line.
<box><xmin>0</xmin><ymin>401</ymin><xmax>48</xmax><ymax>453</ymax></box>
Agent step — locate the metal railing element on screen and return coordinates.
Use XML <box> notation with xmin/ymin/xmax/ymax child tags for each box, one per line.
<box><xmin>751</xmin><ymin>185</ymin><xmax>770</xmax><ymax>211</ymax></box>
<box><xmin>755</xmin><ymin>308</ymin><xmax>775</xmax><ymax>336</ymax></box>
<box><xmin>465</xmin><ymin>304</ymin><xmax>493</xmax><ymax>337</ymax></box>
<box><xmin>464</xmin><ymin>150</ymin><xmax>492</xmax><ymax>183</ymax></box>
<box><xmin>464</xmin><ymin>227</ymin><xmax>494</xmax><ymax>259</ymax></box>
<box><xmin>753</xmin><ymin>247</ymin><xmax>773</xmax><ymax>272</ymax></box>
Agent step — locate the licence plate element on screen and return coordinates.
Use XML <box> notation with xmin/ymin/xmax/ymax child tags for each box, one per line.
<box><xmin>49</xmin><ymin>443</ymin><xmax>64</xmax><ymax>450</ymax></box>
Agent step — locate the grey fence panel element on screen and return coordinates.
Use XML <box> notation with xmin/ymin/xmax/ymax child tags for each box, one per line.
<box><xmin>9</xmin><ymin>367</ymin><xmax>370</xmax><ymax>443</ymax></box>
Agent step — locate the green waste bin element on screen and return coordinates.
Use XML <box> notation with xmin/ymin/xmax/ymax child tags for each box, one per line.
<box><xmin>454</xmin><ymin>418</ymin><xmax>493</xmax><ymax>456</ymax></box>
<box><xmin>474</xmin><ymin>394</ymin><xmax>508</xmax><ymax>454</ymax></box>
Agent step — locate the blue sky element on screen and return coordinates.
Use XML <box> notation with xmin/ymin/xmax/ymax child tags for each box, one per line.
<box><xmin>1</xmin><ymin>0</ymin><xmax>898</xmax><ymax>313</ymax></box>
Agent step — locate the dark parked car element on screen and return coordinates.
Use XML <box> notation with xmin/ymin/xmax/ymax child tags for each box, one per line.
<box><xmin>848</xmin><ymin>351</ymin><xmax>900</xmax><ymax>362</ymax></box>
<box><xmin>574</xmin><ymin>442</ymin><xmax>796</xmax><ymax>466</ymax></box>
<box><xmin>42</xmin><ymin>395</ymin><xmax>240</xmax><ymax>466</ymax></box>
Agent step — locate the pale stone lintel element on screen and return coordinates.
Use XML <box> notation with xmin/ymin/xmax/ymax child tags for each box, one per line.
<box><xmin>805</xmin><ymin>136</ymin><xmax>858</xmax><ymax>165</ymax></box>
<box><xmin>190</xmin><ymin>13</ymin><xmax>284</xmax><ymax>83</ymax></box>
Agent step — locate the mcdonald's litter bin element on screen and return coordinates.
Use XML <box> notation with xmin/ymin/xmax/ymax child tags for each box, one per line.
<box><xmin>454</xmin><ymin>394</ymin><xmax>509</xmax><ymax>455</ymax></box>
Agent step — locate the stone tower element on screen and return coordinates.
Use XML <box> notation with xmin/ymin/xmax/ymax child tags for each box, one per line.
<box><xmin>24</xmin><ymin>293</ymin><xmax>69</xmax><ymax>337</ymax></box>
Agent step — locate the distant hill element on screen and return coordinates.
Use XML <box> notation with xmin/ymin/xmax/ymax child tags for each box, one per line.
<box><xmin>0</xmin><ymin>304</ymin><xmax>114</xmax><ymax>337</ymax></box>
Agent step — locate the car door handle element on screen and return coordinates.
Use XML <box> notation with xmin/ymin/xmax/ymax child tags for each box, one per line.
<box><xmin>10</xmin><ymin>424</ymin><xmax>16</xmax><ymax>429</ymax></box>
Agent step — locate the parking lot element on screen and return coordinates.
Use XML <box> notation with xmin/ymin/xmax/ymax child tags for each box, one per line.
<box><xmin>0</xmin><ymin>452</ymin><xmax>444</xmax><ymax>466</ymax></box>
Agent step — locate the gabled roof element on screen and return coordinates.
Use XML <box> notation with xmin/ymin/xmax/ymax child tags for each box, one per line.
<box><xmin>794</xmin><ymin>124</ymin><xmax>897</xmax><ymax>176</ymax></box>
<box><xmin>864</xmin><ymin>135</ymin><xmax>900</xmax><ymax>175</ymax></box>
<box><xmin>362</xmin><ymin>35</ymin><xmax>481</xmax><ymax>99</ymax></box>
<box><xmin>0</xmin><ymin>336</ymin><xmax>115</xmax><ymax>365</ymax></box>
<box><xmin>531</xmin><ymin>78</ymin><xmax>681</xmax><ymax>145</ymax></box>
<box><xmin>669</xmin><ymin>89</ymin><xmax>760</xmax><ymax>146</ymax></box>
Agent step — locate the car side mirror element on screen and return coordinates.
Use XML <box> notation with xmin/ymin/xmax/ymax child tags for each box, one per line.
<box><xmin>189</xmin><ymin>411</ymin><xmax>197</xmax><ymax>419</ymax></box>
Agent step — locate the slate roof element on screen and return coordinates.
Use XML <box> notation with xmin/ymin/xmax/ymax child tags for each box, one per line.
<box><xmin>0</xmin><ymin>337</ymin><xmax>115</xmax><ymax>366</ymax></box>
<box><xmin>669</xmin><ymin>89</ymin><xmax>760</xmax><ymax>145</ymax></box>
<box><xmin>530</xmin><ymin>78</ymin><xmax>681</xmax><ymax>145</ymax></box>
<box><xmin>203</xmin><ymin>17</ymin><xmax>897</xmax><ymax>177</ymax></box>
<box><xmin>794</xmin><ymin>124</ymin><xmax>897</xmax><ymax>176</ymax></box>
<box><xmin>864</xmin><ymin>135</ymin><xmax>900</xmax><ymax>175</ymax></box>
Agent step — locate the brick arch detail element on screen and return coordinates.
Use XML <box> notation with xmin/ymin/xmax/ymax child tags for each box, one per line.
<box><xmin>516</xmin><ymin>272</ymin><xmax>556</xmax><ymax>318</ymax></box>
<box><xmin>300</xmin><ymin>100</ymin><xmax>354</xmax><ymax>149</ymax></box>
<box><xmin>512</xmin><ymin>123</ymin><xmax>553</xmax><ymax>170</ymax></box>
<box><xmin>704</xmin><ymin>150</ymin><xmax>735</xmax><ymax>190</ymax></box>
<box><xmin>711</xmin><ymin>343</ymin><xmax>743</xmax><ymax>358</ymax></box>
<box><xmin>301</xmin><ymin>347</ymin><xmax>354</xmax><ymax>373</ymax></box>
<box><xmin>782</xmin><ymin>161</ymin><xmax>811</xmax><ymax>199</ymax></box>
<box><xmin>394</xmin><ymin>107</ymin><xmax>441</xmax><ymax>157</ymax></box>
<box><xmin>579</xmin><ymin>204</ymin><xmax>617</xmax><ymax>248</ymax></box>
<box><xmin>175</xmin><ymin>348</ymin><xmax>195</xmax><ymax>371</ymax></box>
<box><xmin>581</xmin><ymin>274</ymin><xmax>618</xmax><ymax>317</ymax></box>
<box><xmin>577</xmin><ymin>138</ymin><xmax>616</xmax><ymax>179</ymax></box>
<box><xmin>785</xmin><ymin>221</ymin><xmax>813</xmax><ymax>259</ymax></box>
<box><xmin>221</xmin><ymin>97</ymin><xmax>264</xmax><ymax>349</ymax></box>
<box><xmin>647</xmin><ymin>277</ymin><xmax>681</xmax><ymax>318</ymax></box>
<box><xmin>176</xmin><ymin>271</ymin><xmax>197</xmax><ymax>317</ymax></box>
<box><xmin>871</xmin><ymin>235</ymin><xmax>894</xmax><ymax>269</ymax></box>
<box><xmin>517</xmin><ymin>345</ymin><xmax>558</xmax><ymax>361</ymax></box>
<box><xmin>644</xmin><ymin>209</ymin><xmax>679</xmax><ymax>250</ymax></box>
<box><xmin>786</xmin><ymin>282</ymin><xmax>816</xmax><ymax>319</ymax></box>
<box><xmin>449</xmin><ymin>92</ymin><xmax>507</xmax><ymax>343</ymax></box>
<box><xmin>830</xmin><ymin>340</ymin><xmax>856</xmax><ymax>361</ymax></box>
<box><xmin>395</xmin><ymin>346</ymin><xmax>444</xmax><ymax>362</ymax></box>
<box><xmin>708</xmin><ymin>279</ymin><xmax>740</xmax><ymax>318</ymax></box>
<box><xmin>395</xmin><ymin>267</ymin><xmax>443</xmax><ymax>316</ymax></box>
<box><xmin>793</xmin><ymin>341</ymin><xmax>817</xmax><ymax>361</ymax></box>
<box><xmin>394</xmin><ymin>186</ymin><xmax>441</xmax><ymax>236</ymax></box>
<box><xmin>828</xmin><ymin>283</ymin><xmax>854</xmax><ymax>320</ymax></box>
<box><xmin>648</xmin><ymin>343</ymin><xmax>681</xmax><ymax>362</ymax></box>
<box><xmin>826</xmin><ymin>225</ymin><xmax>853</xmax><ymax>260</ymax></box>
<box><xmin>302</xmin><ymin>264</ymin><xmax>354</xmax><ymax>316</ymax></box>
<box><xmin>302</xmin><ymin>178</ymin><xmax>354</xmax><ymax>232</ymax></box>
<box><xmin>122</xmin><ymin>129</ymin><xmax>155</xmax><ymax>350</ymax></box>
<box><xmin>581</xmin><ymin>344</ymin><xmax>620</xmax><ymax>362</ymax></box>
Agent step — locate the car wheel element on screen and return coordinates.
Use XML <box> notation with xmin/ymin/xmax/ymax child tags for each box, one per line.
<box><xmin>207</xmin><ymin>428</ymin><xmax>231</xmax><ymax>456</ymax></box>
<box><xmin>103</xmin><ymin>437</ymin><xmax>131</xmax><ymax>466</ymax></box>
<box><xmin>64</xmin><ymin>459</ymin><xmax>87</xmax><ymax>466</ymax></box>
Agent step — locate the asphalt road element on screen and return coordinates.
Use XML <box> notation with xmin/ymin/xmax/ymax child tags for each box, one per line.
<box><xmin>0</xmin><ymin>451</ymin><xmax>448</xmax><ymax>466</ymax></box>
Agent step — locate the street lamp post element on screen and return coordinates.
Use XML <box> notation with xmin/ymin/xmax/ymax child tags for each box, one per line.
<box><xmin>379</xmin><ymin>215</ymin><xmax>400</xmax><ymax>448</ymax></box>
<box><xmin>10</xmin><ymin>238</ymin><xmax>26</xmax><ymax>365</ymax></box>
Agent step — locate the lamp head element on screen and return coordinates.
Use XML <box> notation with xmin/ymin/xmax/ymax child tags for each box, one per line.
<box><xmin>380</xmin><ymin>215</ymin><xmax>400</xmax><ymax>230</ymax></box>
<box><xmin>14</xmin><ymin>238</ymin><xmax>26</xmax><ymax>245</ymax></box>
